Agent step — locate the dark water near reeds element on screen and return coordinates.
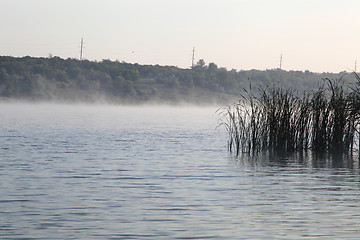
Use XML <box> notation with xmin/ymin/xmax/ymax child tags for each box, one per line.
<box><xmin>1</xmin><ymin>103</ymin><xmax>360</xmax><ymax>239</ymax></box>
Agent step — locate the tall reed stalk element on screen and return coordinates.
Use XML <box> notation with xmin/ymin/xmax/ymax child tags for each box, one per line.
<box><xmin>348</xmin><ymin>72</ymin><xmax>360</xmax><ymax>152</ymax></box>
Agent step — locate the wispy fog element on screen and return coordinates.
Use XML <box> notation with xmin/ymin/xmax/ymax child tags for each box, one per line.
<box><xmin>0</xmin><ymin>102</ymin><xmax>222</xmax><ymax>133</ymax></box>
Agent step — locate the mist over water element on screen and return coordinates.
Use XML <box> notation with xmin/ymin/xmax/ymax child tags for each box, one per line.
<box><xmin>1</xmin><ymin>103</ymin><xmax>360</xmax><ymax>239</ymax></box>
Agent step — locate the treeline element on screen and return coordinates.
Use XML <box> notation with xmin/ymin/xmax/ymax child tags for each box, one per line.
<box><xmin>0</xmin><ymin>55</ymin><xmax>356</xmax><ymax>104</ymax></box>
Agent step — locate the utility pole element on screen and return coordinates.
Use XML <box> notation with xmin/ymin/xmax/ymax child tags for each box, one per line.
<box><xmin>279</xmin><ymin>54</ymin><xmax>283</xmax><ymax>70</ymax></box>
<box><xmin>191</xmin><ymin>47</ymin><xmax>195</xmax><ymax>68</ymax></box>
<box><xmin>80</xmin><ymin>38</ymin><xmax>84</xmax><ymax>60</ymax></box>
<box><xmin>355</xmin><ymin>60</ymin><xmax>357</xmax><ymax>72</ymax></box>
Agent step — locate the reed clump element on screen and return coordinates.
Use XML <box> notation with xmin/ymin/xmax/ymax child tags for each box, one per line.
<box><xmin>219</xmin><ymin>73</ymin><xmax>360</xmax><ymax>156</ymax></box>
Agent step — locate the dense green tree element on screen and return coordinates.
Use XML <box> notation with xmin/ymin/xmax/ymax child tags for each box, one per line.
<box><xmin>195</xmin><ymin>59</ymin><xmax>206</xmax><ymax>68</ymax></box>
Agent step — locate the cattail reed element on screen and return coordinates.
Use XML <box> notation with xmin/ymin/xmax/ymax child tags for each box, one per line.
<box><xmin>219</xmin><ymin>74</ymin><xmax>360</xmax><ymax>156</ymax></box>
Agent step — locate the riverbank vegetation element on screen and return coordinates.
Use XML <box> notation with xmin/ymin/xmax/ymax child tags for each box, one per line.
<box><xmin>219</xmin><ymin>73</ymin><xmax>360</xmax><ymax>156</ymax></box>
<box><xmin>0</xmin><ymin>55</ymin><xmax>356</xmax><ymax>104</ymax></box>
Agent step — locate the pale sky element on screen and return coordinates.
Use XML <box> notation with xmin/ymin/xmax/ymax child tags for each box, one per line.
<box><xmin>1</xmin><ymin>0</ymin><xmax>359</xmax><ymax>73</ymax></box>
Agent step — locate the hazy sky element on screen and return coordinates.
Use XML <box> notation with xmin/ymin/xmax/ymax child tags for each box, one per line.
<box><xmin>1</xmin><ymin>0</ymin><xmax>359</xmax><ymax>72</ymax></box>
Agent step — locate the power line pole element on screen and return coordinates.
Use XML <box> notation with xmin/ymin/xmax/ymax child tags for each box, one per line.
<box><xmin>191</xmin><ymin>47</ymin><xmax>195</xmax><ymax>68</ymax></box>
<box><xmin>80</xmin><ymin>38</ymin><xmax>84</xmax><ymax>60</ymax></box>
<box><xmin>279</xmin><ymin>54</ymin><xmax>283</xmax><ymax>70</ymax></box>
<box><xmin>355</xmin><ymin>60</ymin><xmax>357</xmax><ymax>72</ymax></box>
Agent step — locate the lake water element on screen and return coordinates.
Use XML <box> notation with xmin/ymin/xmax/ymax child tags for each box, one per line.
<box><xmin>1</xmin><ymin>103</ymin><xmax>360</xmax><ymax>239</ymax></box>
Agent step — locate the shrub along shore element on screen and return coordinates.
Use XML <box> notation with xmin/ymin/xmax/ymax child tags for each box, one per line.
<box><xmin>219</xmin><ymin>73</ymin><xmax>360</xmax><ymax>156</ymax></box>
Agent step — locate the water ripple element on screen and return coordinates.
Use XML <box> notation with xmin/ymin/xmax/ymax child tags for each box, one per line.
<box><xmin>0</xmin><ymin>105</ymin><xmax>359</xmax><ymax>239</ymax></box>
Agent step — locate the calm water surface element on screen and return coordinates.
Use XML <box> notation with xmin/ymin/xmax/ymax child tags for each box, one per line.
<box><xmin>0</xmin><ymin>103</ymin><xmax>359</xmax><ymax>239</ymax></box>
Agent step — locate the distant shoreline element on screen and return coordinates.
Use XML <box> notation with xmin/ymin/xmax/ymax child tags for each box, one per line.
<box><xmin>0</xmin><ymin>55</ymin><xmax>357</xmax><ymax>105</ymax></box>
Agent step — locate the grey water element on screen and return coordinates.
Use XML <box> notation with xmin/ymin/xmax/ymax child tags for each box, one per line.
<box><xmin>0</xmin><ymin>103</ymin><xmax>359</xmax><ymax>239</ymax></box>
